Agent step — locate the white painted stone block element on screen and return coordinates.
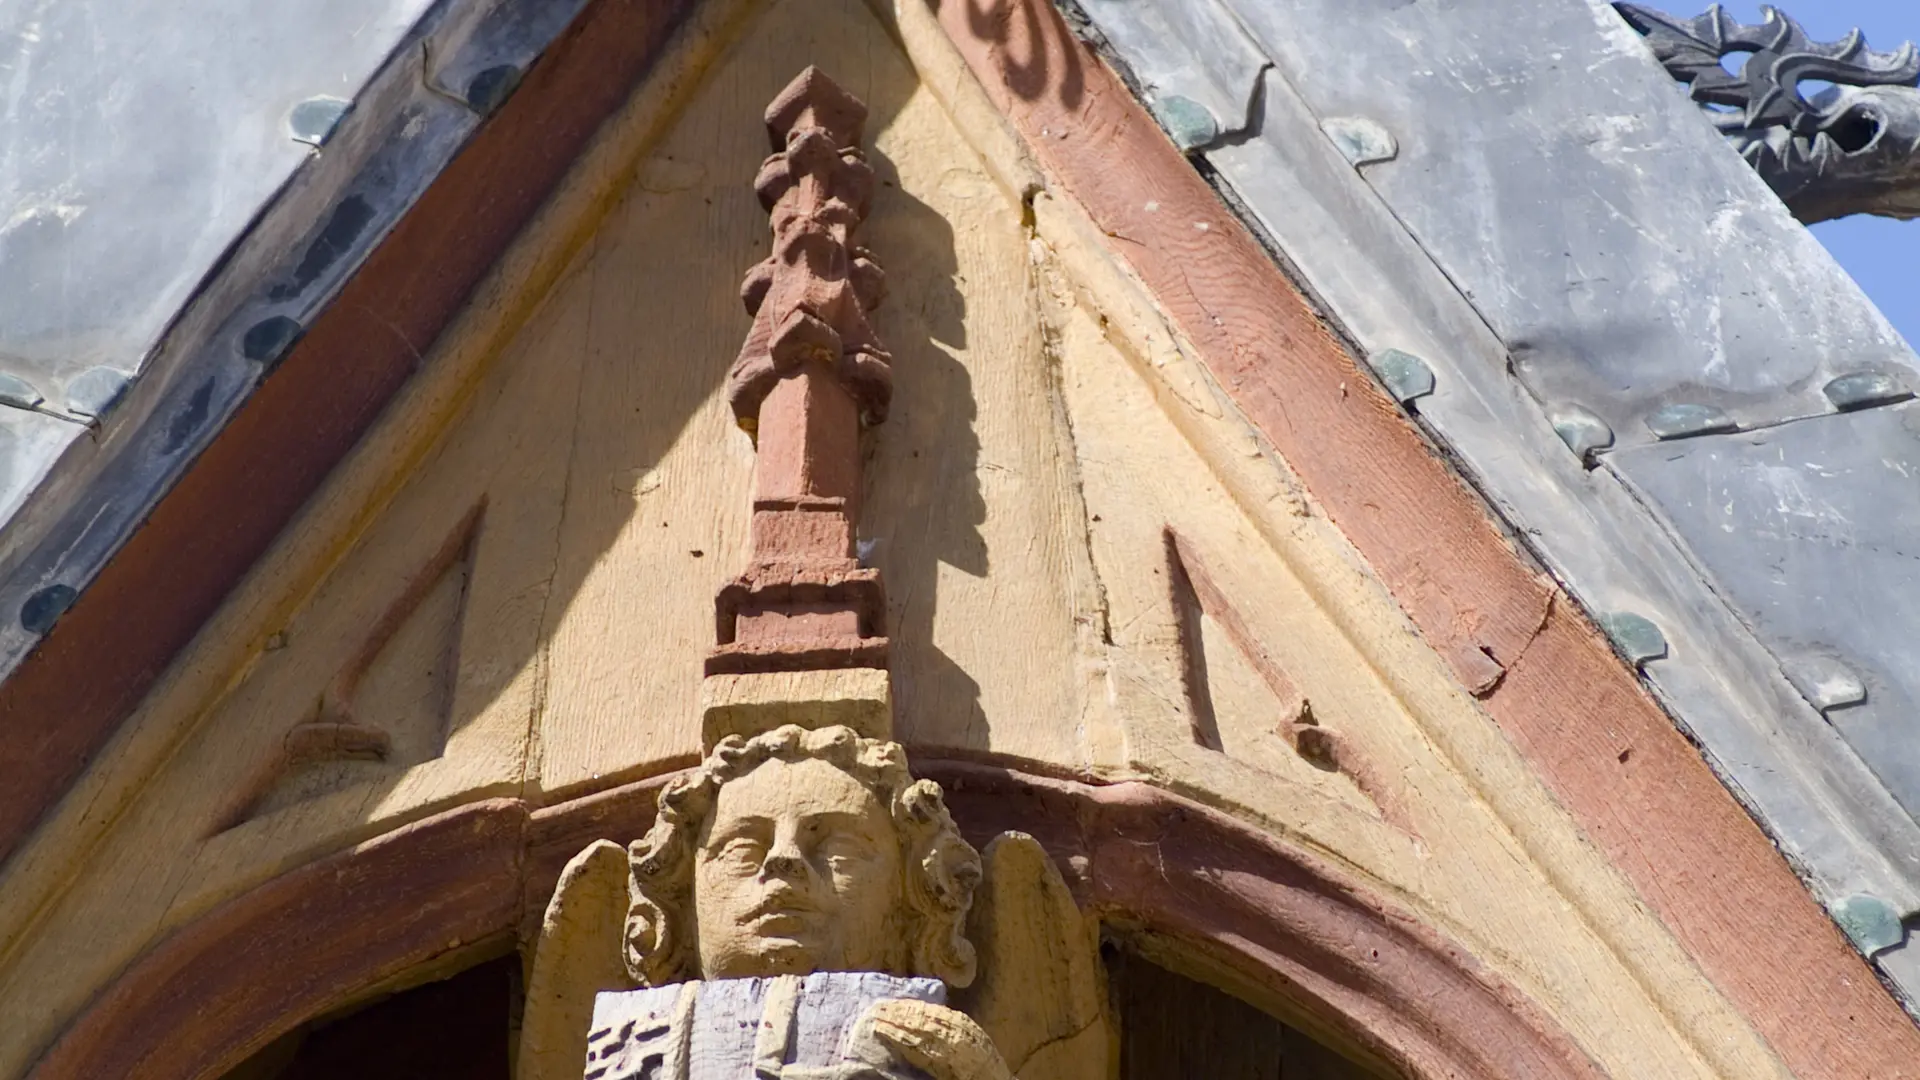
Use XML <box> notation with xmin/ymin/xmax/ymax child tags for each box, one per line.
<box><xmin>585</xmin><ymin>972</ymin><xmax>944</xmax><ymax>1079</ymax></box>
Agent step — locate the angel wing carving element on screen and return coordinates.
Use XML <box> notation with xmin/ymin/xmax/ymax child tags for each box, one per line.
<box><xmin>952</xmin><ymin>833</ymin><xmax>1110</xmax><ymax>1080</ymax></box>
<box><xmin>520</xmin><ymin>840</ymin><xmax>639</xmax><ymax>1080</ymax></box>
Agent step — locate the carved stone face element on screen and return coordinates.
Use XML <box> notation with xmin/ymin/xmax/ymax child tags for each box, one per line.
<box><xmin>693</xmin><ymin>756</ymin><xmax>906</xmax><ymax>979</ymax></box>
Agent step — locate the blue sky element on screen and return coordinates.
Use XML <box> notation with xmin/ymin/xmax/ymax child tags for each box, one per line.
<box><xmin>1711</xmin><ymin>1</ymin><xmax>1917</xmax><ymax>347</ymax></box>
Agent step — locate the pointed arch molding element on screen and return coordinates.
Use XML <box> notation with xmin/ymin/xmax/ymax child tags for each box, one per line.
<box><xmin>28</xmin><ymin>764</ymin><xmax>1600</xmax><ymax>1080</ymax></box>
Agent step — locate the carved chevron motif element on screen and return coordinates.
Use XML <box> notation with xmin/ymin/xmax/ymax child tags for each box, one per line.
<box><xmin>215</xmin><ymin>501</ymin><xmax>485</xmax><ymax>831</ymax></box>
<box><xmin>1164</xmin><ymin>527</ymin><xmax>1413</xmax><ymax>833</ymax></box>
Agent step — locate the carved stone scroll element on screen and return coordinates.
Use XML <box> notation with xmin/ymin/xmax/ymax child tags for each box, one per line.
<box><xmin>710</xmin><ymin>67</ymin><xmax>892</xmax><ymax>681</ymax></box>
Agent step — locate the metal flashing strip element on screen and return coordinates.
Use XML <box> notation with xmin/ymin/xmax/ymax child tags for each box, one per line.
<box><xmin>0</xmin><ymin>0</ymin><xmax>424</xmax><ymax>404</ymax></box>
<box><xmin>0</xmin><ymin>0</ymin><xmax>590</xmax><ymax>678</ymax></box>
<box><xmin>1072</xmin><ymin>0</ymin><xmax>1920</xmax><ymax>1009</ymax></box>
<box><xmin>1610</xmin><ymin>408</ymin><xmax>1920</xmax><ymax>821</ymax></box>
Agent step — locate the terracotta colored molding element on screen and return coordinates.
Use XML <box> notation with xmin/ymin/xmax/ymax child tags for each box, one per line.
<box><xmin>709</xmin><ymin>68</ymin><xmax>893</xmax><ymax>676</ymax></box>
<box><xmin>930</xmin><ymin>764</ymin><xmax>1603</xmax><ymax>1080</ymax></box>
<box><xmin>921</xmin><ymin>0</ymin><xmax>1920</xmax><ymax>1072</ymax></box>
<box><xmin>0</xmin><ymin>0</ymin><xmax>695</xmax><ymax>872</ymax></box>
<box><xmin>32</xmin><ymin>799</ymin><xmax>528</xmax><ymax>1080</ymax></box>
<box><xmin>31</xmin><ymin>765</ymin><xmax>1596</xmax><ymax>1080</ymax></box>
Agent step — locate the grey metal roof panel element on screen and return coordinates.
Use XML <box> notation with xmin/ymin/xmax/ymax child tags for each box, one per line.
<box><xmin>1611</xmin><ymin>407</ymin><xmax>1920</xmax><ymax>819</ymax></box>
<box><xmin>0</xmin><ymin>0</ymin><xmax>436</xmax><ymax>404</ymax></box>
<box><xmin>1196</xmin><ymin>55</ymin><xmax>1920</xmax><ymax>914</ymax></box>
<box><xmin>1072</xmin><ymin>0</ymin><xmax>1920</xmax><ymax>1006</ymax></box>
<box><xmin>1</xmin><ymin>0</ymin><xmax>1912</xmax><ymax>1016</ymax></box>
<box><xmin>0</xmin><ymin>409</ymin><xmax>79</xmax><ymax>527</ymax></box>
<box><xmin>1213</xmin><ymin>0</ymin><xmax>1911</xmax><ymax>448</ymax></box>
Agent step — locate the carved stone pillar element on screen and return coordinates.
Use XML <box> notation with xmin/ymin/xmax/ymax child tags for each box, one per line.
<box><xmin>703</xmin><ymin>67</ymin><xmax>895</xmax><ymax>745</ymax></box>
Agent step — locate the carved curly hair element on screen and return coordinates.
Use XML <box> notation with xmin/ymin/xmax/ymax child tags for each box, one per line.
<box><xmin>624</xmin><ymin>724</ymin><xmax>981</xmax><ymax>989</ymax></box>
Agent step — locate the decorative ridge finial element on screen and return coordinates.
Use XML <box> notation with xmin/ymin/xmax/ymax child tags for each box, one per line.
<box><xmin>707</xmin><ymin>69</ymin><xmax>891</xmax><ymax>685</ymax></box>
<box><xmin>1617</xmin><ymin>3</ymin><xmax>1920</xmax><ymax>222</ymax></box>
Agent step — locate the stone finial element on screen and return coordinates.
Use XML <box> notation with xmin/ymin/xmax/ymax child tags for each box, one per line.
<box><xmin>709</xmin><ymin>69</ymin><xmax>891</xmax><ymax>688</ymax></box>
<box><xmin>730</xmin><ymin>66</ymin><xmax>889</xmax><ymax>432</ymax></box>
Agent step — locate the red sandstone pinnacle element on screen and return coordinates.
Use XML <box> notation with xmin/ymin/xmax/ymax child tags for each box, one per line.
<box><xmin>710</xmin><ymin>68</ymin><xmax>891</xmax><ymax>677</ymax></box>
<box><xmin>729</xmin><ymin>67</ymin><xmax>891</xmax><ymax>432</ymax></box>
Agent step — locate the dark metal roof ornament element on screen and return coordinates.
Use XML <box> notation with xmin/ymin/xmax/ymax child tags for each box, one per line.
<box><xmin>1616</xmin><ymin>3</ymin><xmax>1920</xmax><ymax>222</ymax></box>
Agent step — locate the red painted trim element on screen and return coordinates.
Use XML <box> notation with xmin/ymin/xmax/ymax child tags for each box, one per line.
<box><xmin>33</xmin><ymin>799</ymin><xmax>528</xmax><ymax>1080</ymax></box>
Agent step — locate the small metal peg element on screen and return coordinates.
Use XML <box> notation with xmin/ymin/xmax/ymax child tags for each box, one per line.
<box><xmin>1597</xmin><ymin>611</ymin><xmax>1667</xmax><ymax>667</ymax></box>
<box><xmin>288</xmin><ymin>96</ymin><xmax>353</xmax><ymax>148</ymax></box>
<box><xmin>1833</xmin><ymin>893</ymin><xmax>1906</xmax><ymax>957</ymax></box>
<box><xmin>1367</xmin><ymin>349</ymin><xmax>1435</xmax><ymax>405</ymax></box>
<box><xmin>1154</xmin><ymin>95</ymin><xmax>1220</xmax><ymax>152</ymax></box>
<box><xmin>1823</xmin><ymin>371</ymin><xmax>1912</xmax><ymax>412</ymax></box>
<box><xmin>1781</xmin><ymin>654</ymin><xmax>1868</xmax><ymax>714</ymax></box>
<box><xmin>1645</xmin><ymin>402</ymin><xmax>1735</xmax><ymax>440</ymax></box>
<box><xmin>66</xmin><ymin>367</ymin><xmax>133</xmax><ymax>420</ymax></box>
<box><xmin>466</xmin><ymin>65</ymin><xmax>523</xmax><ymax>116</ymax></box>
<box><xmin>1320</xmin><ymin>117</ymin><xmax>1397</xmax><ymax>166</ymax></box>
<box><xmin>0</xmin><ymin>373</ymin><xmax>44</xmax><ymax>411</ymax></box>
<box><xmin>20</xmin><ymin>584</ymin><xmax>76</xmax><ymax>634</ymax></box>
<box><xmin>242</xmin><ymin>315</ymin><xmax>305</xmax><ymax>367</ymax></box>
<box><xmin>1547</xmin><ymin>403</ymin><xmax>1613</xmax><ymax>464</ymax></box>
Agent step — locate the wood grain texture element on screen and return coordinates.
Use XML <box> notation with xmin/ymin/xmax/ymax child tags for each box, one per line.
<box><xmin>924</xmin><ymin>1</ymin><xmax>1920</xmax><ymax>1075</ymax></box>
<box><xmin>0</xmin><ymin>10</ymin><xmax>1100</xmax><ymax>1061</ymax></box>
<box><xmin>221</xmin><ymin>500</ymin><xmax>485</xmax><ymax>830</ymax></box>
<box><xmin>265</xmin><ymin>955</ymin><xmax>516</xmax><ymax>1080</ymax></box>
<box><xmin>1113</xmin><ymin>951</ymin><xmax>1381</xmax><ymax>1079</ymax></box>
<box><xmin>13</xmin><ymin>13</ymin><xmax>1788</xmax><ymax>1070</ymax></box>
<box><xmin>922</xmin><ymin>0</ymin><xmax>1545</xmax><ymax>695</ymax></box>
<box><xmin>0</xmin><ymin>0</ymin><xmax>696</xmax><ymax>873</ymax></box>
<box><xmin>29</xmin><ymin>765</ymin><xmax>1598</xmax><ymax>1080</ymax></box>
<box><xmin>525</xmin><ymin>0</ymin><xmax>1109</xmax><ymax>791</ymax></box>
<box><xmin>4</xmin><ymin>2</ymin><xmax>1894</xmax><ymax>1077</ymax></box>
<box><xmin>0</xmin><ymin>319</ymin><xmax>578</xmax><ymax>1069</ymax></box>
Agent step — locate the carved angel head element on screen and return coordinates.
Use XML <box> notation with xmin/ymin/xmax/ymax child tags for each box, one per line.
<box><xmin>625</xmin><ymin>724</ymin><xmax>981</xmax><ymax>989</ymax></box>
